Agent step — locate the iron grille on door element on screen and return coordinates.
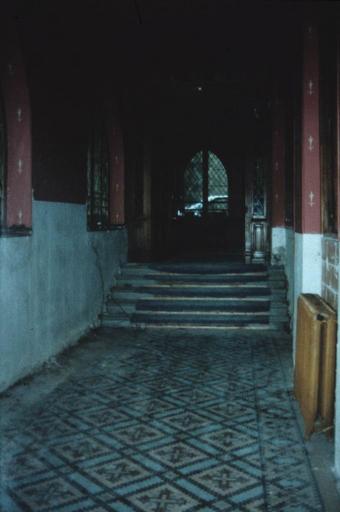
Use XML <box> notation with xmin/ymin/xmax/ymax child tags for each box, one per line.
<box><xmin>181</xmin><ymin>149</ymin><xmax>228</xmax><ymax>217</ymax></box>
<box><xmin>184</xmin><ymin>150</ymin><xmax>203</xmax><ymax>212</ymax></box>
<box><xmin>252</xmin><ymin>159</ymin><xmax>266</xmax><ymax>218</ymax></box>
<box><xmin>87</xmin><ymin>114</ymin><xmax>110</xmax><ymax>230</ymax></box>
<box><xmin>245</xmin><ymin>158</ymin><xmax>268</xmax><ymax>262</ymax></box>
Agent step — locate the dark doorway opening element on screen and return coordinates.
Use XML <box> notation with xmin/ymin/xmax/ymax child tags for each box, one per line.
<box><xmin>169</xmin><ymin>149</ymin><xmax>245</xmax><ymax>259</ymax></box>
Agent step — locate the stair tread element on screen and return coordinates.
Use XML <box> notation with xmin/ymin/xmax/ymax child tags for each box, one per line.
<box><xmin>117</xmin><ymin>282</ymin><xmax>270</xmax><ymax>288</ymax></box>
<box><xmin>133</xmin><ymin>263</ymin><xmax>268</xmax><ymax>274</ymax></box>
<box><xmin>120</xmin><ymin>272</ymin><xmax>269</xmax><ymax>280</ymax></box>
<box><xmin>134</xmin><ymin>310</ymin><xmax>269</xmax><ymax>316</ymax></box>
<box><xmin>126</xmin><ymin>323</ymin><xmax>275</xmax><ymax>330</ymax></box>
<box><xmin>135</xmin><ymin>301</ymin><xmax>270</xmax><ymax>312</ymax></box>
<box><xmin>111</xmin><ymin>294</ymin><xmax>271</xmax><ymax>301</ymax></box>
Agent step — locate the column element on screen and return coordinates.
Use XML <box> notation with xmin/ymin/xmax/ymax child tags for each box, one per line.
<box><xmin>271</xmin><ymin>96</ymin><xmax>286</xmax><ymax>263</ymax></box>
<box><xmin>301</xmin><ymin>24</ymin><xmax>321</xmax><ymax>234</ymax></box>
<box><xmin>1</xmin><ymin>20</ymin><xmax>32</xmax><ymax>232</ymax></box>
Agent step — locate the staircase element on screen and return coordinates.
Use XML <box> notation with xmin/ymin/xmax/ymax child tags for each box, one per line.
<box><xmin>102</xmin><ymin>261</ymin><xmax>289</xmax><ymax>331</ymax></box>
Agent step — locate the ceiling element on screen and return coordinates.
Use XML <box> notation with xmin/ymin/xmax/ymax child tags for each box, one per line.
<box><xmin>7</xmin><ymin>1</ymin><xmax>340</xmax><ymax>96</ymax></box>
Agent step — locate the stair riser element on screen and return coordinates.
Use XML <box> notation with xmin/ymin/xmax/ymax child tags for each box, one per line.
<box><xmin>101</xmin><ymin>320</ymin><xmax>283</xmax><ymax>331</ymax></box>
<box><xmin>135</xmin><ymin>301</ymin><xmax>270</xmax><ymax>312</ymax></box>
<box><xmin>112</xmin><ymin>292</ymin><xmax>272</xmax><ymax>302</ymax></box>
<box><xmin>117</xmin><ymin>281</ymin><xmax>270</xmax><ymax>288</ymax></box>
<box><xmin>148</xmin><ymin>264</ymin><xmax>267</xmax><ymax>274</ymax></box>
<box><xmin>116</xmin><ymin>280</ymin><xmax>285</xmax><ymax>289</ymax></box>
<box><xmin>118</xmin><ymin>274</ymin><xmax>269</xmax><ymax>283</ymax></box>
<box><xmin>116</xmin><ymin>288</ymin><xmax>271</xmax><ymax>298</ymax></box>
<box><xmin>132</xmin><ymin>314</ymin><xmax>269</xmax><ymax>325</ymax></box>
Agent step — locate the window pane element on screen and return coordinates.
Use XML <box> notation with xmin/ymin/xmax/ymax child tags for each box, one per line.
<box><xmin>181</xmin><ymin>150</ymin><xmax>229</xmax><ymax>217</ymax></box>
<box><xmin>184</xmin><ymin>150</ymin><xmax>203</xmax><ymax>215</ymax></box>
<box><xmin>87</xmin><ymin>115</ymin><xmax>110</xmax><ymax>229</ymax></box>
<box><xmin>208</xmin><ymin>151</ymin><xmax>228</xmax><ymax>213</ymax></box>
<box><xmin>252</xmin><ymin>159</ymin><xmax>265</xmax><ymax>217</ymax></box>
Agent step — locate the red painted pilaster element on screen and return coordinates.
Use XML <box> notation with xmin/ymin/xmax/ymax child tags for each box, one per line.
<box><xmin>301</xmin><ymin>23</ymin><xmax>321</xmax><ymax>234</ymax></box>
<box><xmin>272</xmin><ymin>98</ymin><xmax>286</xmax><ymax>227</ymax></box>
<box><xmin>336</xmin><ymin>34</ymin><xmax>340</xmax><ymax>238</ymax></box>
<box><xmin>109</xmin><ymin>113</ymin><xmax>125</xmax><ymax>225</ymax></box>
<box><xmin>1</xmin><ymin>23</ymin><xmax>32</xmax><ymax>230</ymax></box>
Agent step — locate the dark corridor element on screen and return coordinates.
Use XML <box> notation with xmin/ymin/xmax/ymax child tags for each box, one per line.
<box><xmin>2</xmin><ymin>2</ymin><xmax>340</xmax><ymax>511</ymax></box>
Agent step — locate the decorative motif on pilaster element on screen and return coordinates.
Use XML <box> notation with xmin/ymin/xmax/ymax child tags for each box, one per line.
<box><xmin>309</xmin><ymin>191</ymin><xmax>315</xmax><ymax>207</ymax></box>
<box><xmin>307</xmin><ymin>79</ymin><xmax>314</xmax><ymax>96</ymax></box>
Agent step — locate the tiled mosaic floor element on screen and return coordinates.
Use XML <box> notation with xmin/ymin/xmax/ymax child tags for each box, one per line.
<box><xmin>0</xmin><ymin>328</ymin><xmax>327</xmax><ymax>511</ymax></box>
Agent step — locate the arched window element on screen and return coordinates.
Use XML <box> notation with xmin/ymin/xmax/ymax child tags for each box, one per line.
<box><xmin>183</xmin><ymin>149</ymin><xmax>228</xmax><ymax>216</ymax></box>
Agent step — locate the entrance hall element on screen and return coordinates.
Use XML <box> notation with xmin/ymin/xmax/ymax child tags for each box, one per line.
<box><xmin>1</xmin><ymin>1</ymin><xmax>340</xmax><ymax>510</ymax></box>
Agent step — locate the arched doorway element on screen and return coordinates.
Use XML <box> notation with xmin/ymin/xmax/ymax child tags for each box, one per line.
<box><xmin>170</xmin><ymin>148</ymin><xmax>245</xmax><ymax>258</ymax></box>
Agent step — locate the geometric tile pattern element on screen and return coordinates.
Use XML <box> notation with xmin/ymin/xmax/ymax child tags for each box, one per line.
<box><xmin>0</xmin><ymin>329</ymin><xmax>325</xmax><ymax>511</ymax></box>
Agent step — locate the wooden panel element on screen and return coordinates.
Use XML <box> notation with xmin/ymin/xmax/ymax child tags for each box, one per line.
<box><xmin>319</xmin><ymin>303</ymin><xmax>337</xmax><ymax>432</ymax></box>
<box><xmin>294</xmin><ymin>293</ymin><xmax>337</xmax><ymax>438</ymax></box>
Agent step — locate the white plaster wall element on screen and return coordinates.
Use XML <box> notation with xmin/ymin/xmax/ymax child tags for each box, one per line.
<box><xmin>0</xmin><ymin>200</ymin><xmax>127</xmax><ymax>393</ymax></box>
<box><xmin>291</xmin><ymin>233</ymin><xmax>322</xmax><ymax>356</ymax></box>
<box><xmin>284</xmin><ymin>228</ymin><xmax>295</xmax><ymax>322</ymax></box>
<box><xmin>294</xmin><ymin>233</ymin><xmax>322</xmax><ymax>295</ymax></box>
<box><xmin>271</xmin><ymin>227</ymin><xmax>287</xmax><ymax>265</ymax></box>
<box><xmin>271</xmin><ymin>226</ymin><xmax>295</xmax><ymax>322</ymax></box>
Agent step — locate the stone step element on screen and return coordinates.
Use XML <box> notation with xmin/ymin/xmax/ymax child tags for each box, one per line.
<box><xmin>119</xmin><ymin>271</ymin><xmax>269</xmax><ymax>281</ymax></box>
<box><xmin>132</xmin><ymin>311</ymin><xmax>269</xmax><ymax>325</ymax></box>
<box><xmin>117</xmin><ymin>278</ymin><xmax>274</xmax><ymax>287</ymax></box>
<box><xmin>135</xmin><ymin>310</ymin><xmax>270</xmax><ymax>316</ymax></box>
<box><xmin>104</xmin><ymin>262</ymin><xmax>289</xmax><ymax>333</ymax></box>
<box><xmin>101</xmin><ymin>315</ymin><xmax>290</xmax><ymax>331</ymax></box>
<box><xmin>115</xmin><ymin>285</ymin><xmax>270</xmax><ymax>296</ymax></box>
<box><xmin>101</xmin><ymin>316</ymin><xmax>289</xmax><ymax>331</ymax></box>
<box><xmin>132</xmin><ymin>262</ymin><xmax>268</xmax><ymax>274</ymax></box>
<box><xmin>111</xmin><ymin>290</ymin><xmax>272</xmax><ymax>301</ymax></box>
<box><xmin>117</xmin><ymin>280</ymin><xmax>271</xmax><ymax>288</ymax></box>
<box><xmin>268</xmin><ymin>272</ymin><xmax>286</xmax><ymax>281</ymax></box>
<box><xmin>134</xmin><ymin>298</ymin><xmax>270</xmax><ymax>312</ymax></box>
